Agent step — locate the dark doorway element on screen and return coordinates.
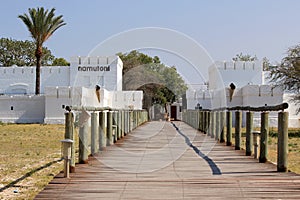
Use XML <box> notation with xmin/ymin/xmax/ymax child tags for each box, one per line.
<box><xmin>171</xmin><ymin>106</ymin><xmax>177</xmax><ymax>120</ymax></box>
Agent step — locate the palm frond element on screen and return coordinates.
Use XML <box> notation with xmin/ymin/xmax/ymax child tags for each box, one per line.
<box><xmin>19</xmin><ymin>7</ymin><xmax>66</xmax><ymax>47</ymax></box>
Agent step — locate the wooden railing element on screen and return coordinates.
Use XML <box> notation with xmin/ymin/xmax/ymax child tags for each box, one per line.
<box><xmin>62</xmin><ymin>106</ymin><xmax>148</xmax><ymax>176</ymax></box>
<box><xmin>182</xmin><ymin>103</ymin><xmax>289</xmax><ymax>172</ymax></box>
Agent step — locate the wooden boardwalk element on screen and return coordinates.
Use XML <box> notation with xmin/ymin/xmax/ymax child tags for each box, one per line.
<box><xmin>35</xmin><ymin>121</ymin><xmax>300</xmax><ymax>199</ymax></box>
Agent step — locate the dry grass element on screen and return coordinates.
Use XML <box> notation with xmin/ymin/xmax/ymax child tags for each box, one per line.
<box><xmin>0</xmin><ymin>124</ymin><xmax>65</xmax><ymax>200</ymax></box>
<box><xmin>231</xmin><ymin>127</ymin><xmax>300</xmax><ymax>174</ymax></box>
<box><xmin>268</xmin><ymin>137</ymin><xmax>300</xmax><ymax>174</ymax></box>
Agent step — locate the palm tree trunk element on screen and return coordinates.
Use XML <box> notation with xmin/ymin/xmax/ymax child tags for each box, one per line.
<box><xmin>35</xmin><ymin>58</ymin><xmax>41</xmax><ymax>95</ymax></box>
<box><xmin>35</xmin><ymin>47</ymin><xmax>42</xmax><ymax>95</ymax></box>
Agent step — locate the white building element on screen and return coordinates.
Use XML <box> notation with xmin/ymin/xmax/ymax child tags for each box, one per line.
<box><xmin>0</xmin><ymin>55</ymin><xmax>143</xmax><ymax>124</ymax></box>
<box><xmin>185</xmin><ymin>61</ymin><xmax>300</xmax><ymax>128</ymax></box>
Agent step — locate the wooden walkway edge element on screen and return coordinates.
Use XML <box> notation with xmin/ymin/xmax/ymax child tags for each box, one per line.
<box><xmin>35</xmin><ymin>121</ymin><xmax>300</xmax><ymax>199</ymax></box>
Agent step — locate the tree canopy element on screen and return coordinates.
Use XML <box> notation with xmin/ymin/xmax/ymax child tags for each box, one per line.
<box><xmin>0</xmin><ymin>38</ymin><xmax>54</xmax><ymax>66</ymax></box>
<box><xmin>118</xmin><ymin>50</ymin><xmax>187</xmax><ymax>111</ymax></box>
<box><xmin>232</xmin><ymin>53</ymin><xmax>270</xmax><ymax>70</ymax></box>
<box><xmin>232</xmin><ymin>52</ymin><xmax>257</xmax><ymax>62</ymax></box>
<box><xmin>52</xmin><ymin>57</ymin><xmax>70</xmax><ymax>66</ymax></box>
<box><xmin>269</xmin><ymin>44</ymin><xmax>300</xmax><ymax>113</ymax></box>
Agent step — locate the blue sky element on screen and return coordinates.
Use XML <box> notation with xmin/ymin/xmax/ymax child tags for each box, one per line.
<box><xmin>1</xmin><ymin>0</ymin><xmax>300</xmax><ymax>82</ymax></box>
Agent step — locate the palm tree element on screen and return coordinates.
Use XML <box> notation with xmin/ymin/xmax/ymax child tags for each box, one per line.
<box><xmin>18</xmin><ymin>7</ymin><xmax>66</xmax><ymax>95</ymax></box>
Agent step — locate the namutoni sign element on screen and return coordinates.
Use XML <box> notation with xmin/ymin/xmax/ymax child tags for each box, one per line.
<box><xmin>77</xmin><ymin>65</ymin><xmax>110</xmax><ymax>72</ymax></box>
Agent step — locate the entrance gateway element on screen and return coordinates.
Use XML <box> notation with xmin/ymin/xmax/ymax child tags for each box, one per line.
<box><xmin>171</xmin><ymin>106</ymin><xmax>177</xmax><ymax>120</ymax></box>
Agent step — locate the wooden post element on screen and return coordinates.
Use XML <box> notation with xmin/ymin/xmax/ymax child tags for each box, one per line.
<box><xmin>235</xmin><ymin>111</ymin><xmax>242</xmax><ymax>150</ymax></box>
<box><xmin>91</xmin><ymin>112</ymin><xmax>99</xmax><ymax>154</ymax></box>
<box><xmin>259</xmin><ymin>112</ymin><xmax>269</xmax><ymax>163</ymax></box>
<box><xmin>215</xmin><ymin>112</ymin><xmax>220</xmax><ymax>141</ymax></box>
<box><xmin>107</xmin><ymin>111</ymin><xmax>113</xmax><ymax>146</ymax></box>
<box><xmin>192</xmin><ymin>111</ymin><xmax>195</xmax><ymax>128</ymax></box>
<box><xmin>204</xmin><ymin>111</ymin><xmax>209</xmax><ymax>133</ymax></box>
<box><xmin>190</xmin><ymin>111</ymin><xmax>193</xmax><ymax>126</ymax></box>
<box><xmin>121</xmin><ymin>110</ymin><xmax>125</xmax><ymax>137</ymax></box>
<box><xmin>211</xmin><ymin>111</ymin><xmax>216</xmax><ymax>138</ymax></box>
<box><xmin>117</xmin><ymin>110</ymin><xmax>122</xmax><ymax>139</ymax></box>
<box><xmin>202</xmin><ymin>111</ymin><xmax>205</xmax><ymax>133</ymax></box>
<box><xmin>220</xmin><ymin>111</ymin><xmax>226</xmax><ymax>143</ymax></box>
<box><xmin>64</xmin><ymin>112</ymin><xmax>75</xmax><ymax>172</ymax></box>
<box><xmin>253</xmin><ymin>132</ymin><xmax>260</xmax><ymax>159</ymax></box>
<box><xmin>246</xmin><ymin>111</ymin><xmax>253</xmax><ymax>156</ymax></box>
<box><xmin>99</xmin><ymin>111</ymin><xmax>107</xmax><ymax>150</ymax></box>
<box><xmin>123</xmin><ymin>110</ymin><xmax>127</xmax><ymax>135</ymax></box>
<box><xmin>202</xmin><ymin>111</ymin><xmax>205</xmax><ymax>132</ymax></box>
<box><xmin>137</xmin><ymin>111</ymin><xmax>140</xmax><ymax>126</ymax></box>
<box><xmin>193</xmin><ymin>111</ymin><xmax>196</xmax><ymax>128</ymax></box>
<box><xmin>125</xmin><ymin>110</ymin><xmax>129</xmax><ymax>135</ymax></box>
<box><xmin>196</xmin><ymin>111</ymin><xmax>198</xmax><ymax>129</ymax></box>
<box><xmin>226</xmin><ymin>111</ymin><xmax>232</xmax><ymax>146</ymax></box>
<box><xmin>61</xmin><ymin>139</ymin><xmax>73</xmax><ymax>178</ymax></box>
<box><xmin>199</xmin><ymin>111</ymin><xmax>203</xmax><ymax>131</ymax></box>
<box><xmin>113</xmin><ymin>111</ymin><xmax>118</xmax><ymax>143</ymax></box>
<box><xmin>199</xmin><ymin>111</ymin><xmax>202</xmax><ymax>131</ymax></box>
<box><xmin>189</xmin><ymin>111</ymin><xmax>192</xmax><ymax>126</ymax></box>
<box><xmin>277</xmin><ymin>112</ymin><xmax>288</xmax><ymax>172</ymax></box>
<box><xmin>126</xmin><ymin>111</ymin><xmax>129</xmax><ymax>133</ymax></box>
<box><xmin>79</xmin><ymin>114</ymin><xmax>89</xmax><ymax>164</ymax></box>
<box><xmin>131</xmin><ymin>110</ymin><xmax>135</xmax><ymax>130</ymax></box>
<box><xmin>128</xmin><ymin>110</ymin><xmax>132</xmax><ymax>132</ymax></box>
<box><xmin>207</xmin><ymin>111</ymin><xmax>212</xmax><ymax>136</ymax></box>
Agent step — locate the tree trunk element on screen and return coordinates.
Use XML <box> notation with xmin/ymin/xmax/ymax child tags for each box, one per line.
<box><xmin>35</xmin><ymin>47</ymin><xmax>42</xmax><ymax>95</ymax></box>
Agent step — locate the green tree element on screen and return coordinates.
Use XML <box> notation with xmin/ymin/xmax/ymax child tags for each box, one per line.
<box><xmin>269</xmin><ymin>44</ymin><xmax>300</xmax><ymax>113</ymax></box>
<box><xmin>18</xmin><ymin>7</ymin><xmax>66</xmax><ymax>95</ymax></box>
<box><xmin>232</xmin><ymin>52</ymin><xmax>257</xmax><ymax>62</ymax></box>
<box><xmin>118</xmin><ymin>51</ymin><xmax>187</xmax><ymax>114</ymax></box>
<box><xmin>0</xmin><ymin>38</ymin><xmax>54</xmax><ymax>66</ymax></box>
<box><xmin>52</xmin><ymin>57</ymin><xmax>70</xmax><ymax>66</ymax></box>
<box><xmin>262</xmin><ymin>57</ymin><xmax>270</xmax><ymax>71</ymax></box>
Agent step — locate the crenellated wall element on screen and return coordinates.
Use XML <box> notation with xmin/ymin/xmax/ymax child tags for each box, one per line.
<box><xmin>0</xmin><ymin>55</ymin><xmax>123</xmax><ymax>95</ymax></box>
<box><xmin>0</xmin><ymin>66</ymin><xmax>69</xmax><ymax>94</ymax></box>
<box><xmin>69</xmin><ymin>56</ymin><xmax>123</xmax><ymax>91</ymax></box>
<box><xmin>0</xmin><ymin>55</ymin><xmax>135</xmax><ymax>124</ymax></box>
<box><xmin>209</xmin><ymin>60</ymin><xmax>263</xmax><ymax>90</ymax></box>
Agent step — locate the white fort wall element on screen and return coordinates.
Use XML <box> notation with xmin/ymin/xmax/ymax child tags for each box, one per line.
<box><xmin>186</xmin><ymin>85</ymin><xmax>299</xmax><ymax>127</ymax></box>
<box><xmin>0</xmin><ymin>55</ymin><xmax>123</xmax><ymax>95</ymax></box>
<box><xmin>209</xmin><ymin>61</ymin><xmax>263</xmax><ymax>90</ymax></box>
<box><xmin>44</xmin><ymin>86</ymin><xmax>143</xmax><ymax>124</ymax></box>
<box><xmin>0</xmin><ymin>55</ymin><xmax>141</xmax><ymax>124</ymax></box>
<box><xmin>0</xmin><ymin>66</ymin><xmax>69</xmax><ymax>94</ymax></box>
<box><xmin>0</xmin><ymin>95</ymin><xmax>45</xmax><ymax>123</ymax></box>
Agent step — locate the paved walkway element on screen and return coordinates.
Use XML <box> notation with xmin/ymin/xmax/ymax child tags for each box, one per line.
<box><xmin>35</xmin><ymin>121</ymin><xmax>300</xmax><ymax>199</ymax></box>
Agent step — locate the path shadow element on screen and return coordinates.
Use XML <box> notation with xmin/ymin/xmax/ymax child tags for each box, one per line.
<box><xmin>171</xmin><ymin>122</ymin><xmax>222</xmax><ymax>175</ymax></box>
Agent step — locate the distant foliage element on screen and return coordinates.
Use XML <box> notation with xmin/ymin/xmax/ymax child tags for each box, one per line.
<box><xmin>232</xmin><ymin>52</ymin><xmax>257</xmax><ymax>62</ymax></box>
<box><xmin>118</xmin><ymin>50</ymin><xmax>188</xmax><ymax>111</ymax></box>
<box><xmin>233</xmin><ymin>53</ymin><xmax>270</xmax><ymax>71</ymax></box>
<box><xmin>52</xmin><ymin>57</ymin><xmax>70</xmax><ymax>66</ymax></box>
<box><xmin>0</xmin><ymin>38</ymin><xmax>54</xmax><ymax>66</ymax></box>
<box><xmin>269</xmin><ymin>44</ymin><xmax>300</xmax><ymax>113</ymax></box>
